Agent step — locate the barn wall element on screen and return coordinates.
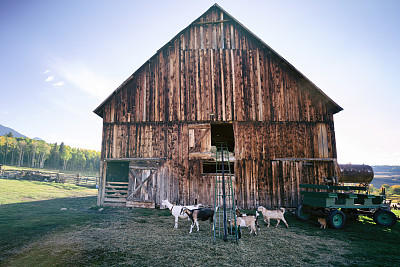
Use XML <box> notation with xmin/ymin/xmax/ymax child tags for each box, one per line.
<box><xmin>99</xmin><ymin>121</ymin><xmax>337</xmax><ymax>208</ymax></box>
<box><xmin>101</xmin><ymin>121</ymin><xmax>336</xmax><ymax>161</ymax></box>
<box><xmin>97</xmin><ymin>6</ymin><xmax>340</xmax><ymax>208</ymax></box>
<box><xmin>101</xmin><ymin>8</ymin><xmax>335</xmax><ymax>125</ymax></box>
<box><xmin>234</xmin><ymin>159</ymin><xmax>336</xmax><ymax>209</ymax></box>
<box><xmin>103</xmin><ymin>47</ymin><xmax>334</xmax><ymax>124</ymax></box>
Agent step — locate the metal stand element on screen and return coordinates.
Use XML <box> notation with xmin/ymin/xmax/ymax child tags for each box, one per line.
<box><xmin>213</xmin><ymin>142</ymin><xmax>238</xmax><ymax>242</ymax></box>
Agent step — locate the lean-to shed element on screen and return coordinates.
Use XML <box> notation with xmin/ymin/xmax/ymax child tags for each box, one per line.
<box><xmin>94</xmin><ymin>4</ymin><xmax>342</xmax><ymax>209</ymax></box>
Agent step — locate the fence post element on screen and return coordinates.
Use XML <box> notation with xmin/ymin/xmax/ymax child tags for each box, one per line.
<box><xmin>76</xmin><ymin>173</ymin><xmax>81</xmax><ymax>185</ymax></box>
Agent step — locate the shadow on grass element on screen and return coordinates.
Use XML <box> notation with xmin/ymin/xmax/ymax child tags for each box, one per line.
<box><xmin>290</xmin><ymin>211</ymin><xmax>400</xmax><ymax>265</ymax></box>
<box><xmin>0</xmin><ymin>196</ymin><xmax>100</xmax><ymax>261</ymax></box>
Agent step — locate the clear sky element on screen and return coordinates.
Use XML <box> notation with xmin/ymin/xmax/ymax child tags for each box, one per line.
<box><xmin>1</xmin><ymin>0</ymin><xmax>399</xmax><ymax>165</ymax></box>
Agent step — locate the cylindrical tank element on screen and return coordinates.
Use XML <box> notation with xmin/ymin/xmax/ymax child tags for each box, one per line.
<box><xmin>338</xmin><ymin>164</ymin><xmax>374</xmax><ymax>184</ymax></box>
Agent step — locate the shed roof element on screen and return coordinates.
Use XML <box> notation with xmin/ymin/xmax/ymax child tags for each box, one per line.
<box><xmin>94</xmin><ymin>3</ymin><xmax>343</xmax><ymax>117</ymax></box>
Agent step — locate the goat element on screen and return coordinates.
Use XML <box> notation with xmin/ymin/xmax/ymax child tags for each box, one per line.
<box><xmin>182</xmin><ymin>208</ymin><xmax>214</xmax><ymax>233</ymax></box>
<box><xmin>235</xmin><ymin>209</ymin><xmax>261</xmax><ymax>230</ymax></box>
<box><xmin>391</xmin><ymin>203</ymin><xmax>400</xmax><ymax>210</ymax></box>
<box><xmin>161</xmin><ymin>199</ymin><xmax>203</xmax><ymax>228</ymax></box>
<box><xmin>229</xmin><ymin>215</ymin><xmax>258</xmax><ymax>235</ymax></box>
<box><xmin>257</xmin><ymin>206</ymin><xmax>289</xmax><ymax>228</ymax></box>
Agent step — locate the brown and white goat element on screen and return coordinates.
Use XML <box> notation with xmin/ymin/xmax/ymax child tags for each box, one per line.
<box><xmin>391</xmin><ymin>203</ymin><xmax>400</xmax><ymax>210</ymax></box>
<box><xmin>161</xmin><ymin>199</ymin><xmax>203</xmax><ymax>229</ymax></box>
<box><xmin>229</xmin><ymin>216</ymin><xmax>258</xmax><ymax>235</ymax></box>
<box><xmin>182</xmin><ymin>208</ymin><xmax>214</xmax><ymax>233</ymax></box>
<box><xmin>235</xmin><ymin>209</ymin><xmax>260</xmax><ymax>230</ymax></box>
<box><xmin>257</xmin><ymin>206</ymin><xmax>289</xmax><ymax>228</ymax></box>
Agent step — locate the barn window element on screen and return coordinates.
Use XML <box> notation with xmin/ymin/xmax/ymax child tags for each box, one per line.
<box><xmin>211</xmin><ymin>123</ymin><xmax>234</xmax><ymax>152</ymax></box>
<box><xmin>202</xmin><ymin>162</ymin><xmax>235</xmax><ymax>174</ymax></box>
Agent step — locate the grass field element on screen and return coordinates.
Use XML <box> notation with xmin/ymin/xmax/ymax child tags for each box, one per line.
<box><xmin>0</xmin><ymin>179</ymin><xmax>97</xmax><ymax>205</ymax></box>
<box><xmin>1</xmin><ymin>179</ymin><xmax>399</xmax><ymax>266</ymax></box>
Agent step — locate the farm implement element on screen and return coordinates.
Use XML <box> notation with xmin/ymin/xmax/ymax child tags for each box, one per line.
<box><xmin>296</xmin><ymin>164</ymin><xmax>398</xmax><ymax>229</ymax></box>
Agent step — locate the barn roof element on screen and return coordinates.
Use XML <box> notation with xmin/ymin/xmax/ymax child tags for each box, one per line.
<box><xmin>94</xmin><ymin>3</ymin><xmax>343</xmax><ymax>117</ymax></box>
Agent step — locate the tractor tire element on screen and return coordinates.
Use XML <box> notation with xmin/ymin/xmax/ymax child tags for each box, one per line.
<box><xmin>327</xmin><ymin>209</ymin><xmax>346</xmax><ymax>229</ymax></box>
<box><xmin>373</xmin><ymin>209</ymin><xmax>397</xmax><ymax>227</ymax></box>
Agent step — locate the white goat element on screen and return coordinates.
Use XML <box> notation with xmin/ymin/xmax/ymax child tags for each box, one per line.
<box><xmin>257</xmin><ymin>206</ymin><xmax>289</xmax><ymax>228</ymax></box>
<box><xmin>161</xmin><ymin>199</ymin><xmax>203</xmax><ymax>228</ymax></box>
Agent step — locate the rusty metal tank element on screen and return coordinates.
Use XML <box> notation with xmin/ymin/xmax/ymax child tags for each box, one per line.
<box><xmin>338</xmin><ymin>164</ymin><xmax>374</xmax><ymax>184</ymax></box>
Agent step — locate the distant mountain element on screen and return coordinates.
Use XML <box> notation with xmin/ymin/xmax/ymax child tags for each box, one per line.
<box><xmin>0</xmin><ymin>124</ymin><xmax>27</xmax><ymax>138</ymax></box>
<box><xmin>371</xmin><ymin>165</ymin><xmax>400</xmax><ymax>188</ymax></box>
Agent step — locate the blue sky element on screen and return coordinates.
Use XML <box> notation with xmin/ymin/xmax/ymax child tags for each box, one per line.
<box><xmin>0</xmin><ymin>0</ymin><xmax>399</xmax><ymax>165</ymax></box>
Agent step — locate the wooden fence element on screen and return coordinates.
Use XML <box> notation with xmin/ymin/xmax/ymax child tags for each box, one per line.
<box><xmin>0</xmin><ymin>169</ymin><xmax>99</xmax><ymax>188</ymax></box>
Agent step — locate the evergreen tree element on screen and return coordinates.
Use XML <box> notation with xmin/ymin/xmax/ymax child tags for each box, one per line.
<box><xmin>59</xmin><ymin>142</ymin><xmax>72</xmax><ymax>170</ymax></box>
<box><xmin>49</xmin><ymin>143</ymin><xmax>60</xmax><ymax>169</ymax></box>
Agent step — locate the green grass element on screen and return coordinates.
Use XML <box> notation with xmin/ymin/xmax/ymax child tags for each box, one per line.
<box><xmin>1</xmin><ymin>179</ymin><xmax>400</xmax><ymax>266</ymax></box>
<box><xmin>387</xmin><ymin>194</ymin><xmax>400</xmax><ymax>203</ymax></box>
<box><xmin>0</xmin><ymin>179</ymin><xmax>97</xmax><ymax>205</ymax></box>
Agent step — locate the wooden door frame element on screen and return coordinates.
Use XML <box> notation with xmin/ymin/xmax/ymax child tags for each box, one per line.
<box><xmin>127</xmin><ymin>166</ymin><xmax>157</xmax><ymax>202</ymax></box>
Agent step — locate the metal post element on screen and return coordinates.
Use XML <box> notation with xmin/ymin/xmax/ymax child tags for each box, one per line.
<box><xmin>221</xmin><ymin>143</ymin><xmax>227</xmax><ymax>241</ymax></box>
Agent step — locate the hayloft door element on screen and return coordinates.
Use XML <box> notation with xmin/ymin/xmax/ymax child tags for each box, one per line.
<box><xmin>188</xmin><ymin>124</ymin><xmax>211</xmax><ymax>153</ymax></box>
<box><xmin>126</xmin><ymin>165</ymin><xmax>157</xmax><ymax>208</ymax></box>
<box><xmin>188</xmin><ymin>124</ymin><xmax>212</xmax><ymax>160</ymax></box>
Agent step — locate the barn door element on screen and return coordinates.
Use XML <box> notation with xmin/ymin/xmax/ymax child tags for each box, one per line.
<box><xmin>188</xmin><ymin>124</ymin><xmax>212</xmax><ymax>160</ymax></box>
<box><xmin>126</xmin><ymin>165</ymin><xmax>157</xmax><ymax>207</ymax></box>
<box><xmin>189</xmin><ymin>124</ymin><xmax>211</xmax><ymax>153</ymax></box>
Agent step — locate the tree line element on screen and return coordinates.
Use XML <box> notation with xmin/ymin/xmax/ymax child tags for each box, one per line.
<box><xmin>0</xmin><ymin>133</ymin><xmax>100</xmax><ymax>172</ymax></box>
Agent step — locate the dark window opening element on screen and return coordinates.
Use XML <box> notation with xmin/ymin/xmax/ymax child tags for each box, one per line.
<box><xmin>211</xmin><ymin>123</ymin><xmax>234</xmax><ymax>152</ymax></box>
<box><xmin>106</xmin><ymin>161</ymin><xmax>129</xmax><ymax>182</ymax></box>
<box><xmin>202</xmin><ymin>162</ymin><xmax>235</xmax><ymax>174</ymax></box>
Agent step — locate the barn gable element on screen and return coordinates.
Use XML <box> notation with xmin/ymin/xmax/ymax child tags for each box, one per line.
<box><xmin>94</xmin><ymin>4</ymin><xmax>342</xmax><ymax>120</ymax></box>
<box><xmin>94</xmin><ymin>4</ymin><xmax>343</xmax><ymax>209</ymax></box>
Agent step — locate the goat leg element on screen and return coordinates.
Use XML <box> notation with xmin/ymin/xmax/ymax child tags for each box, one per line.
<box><xmin>283</xmin><ymin>219</ymin><xmax>289</xmax><ymax>228</ymax></box>
<box><xmin>174</xmin><ymin>216</ymin><xmax>179</xmax><ymax>229</ymax></box>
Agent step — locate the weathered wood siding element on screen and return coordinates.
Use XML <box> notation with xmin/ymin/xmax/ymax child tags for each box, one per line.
<box><xmin>101</xmin><ymin>122</ymin><xmax>336</xmax><ymax>161</ymax></box>
<box><xmin>100</xmin><ymin>8</ymin><xmax>336</xmax><ymax>124</ymax></box>
<box><xmin>96</xmin><ymin>6</ymin><xmax>340</xmax><ymax>208</ymax></box>
<box><xmin>100</xmin><ymin>121</ymin><xmax>336</xmax><ymax>208</ymax></box>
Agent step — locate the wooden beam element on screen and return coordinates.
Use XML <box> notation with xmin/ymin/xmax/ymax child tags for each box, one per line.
<box><xmin>193</xmin><ymin>20</ymin><xmax>230</xmax><ymax>25</ymax></box>
<box><xmin>273</xmin><ymin>158</ymin><xmax>337</xmax><ymax>162</ymax></box>
<box><xmin>103</xmin><ymin>158</ymin><xmax>166</xmax><ymax>162</ymax></box>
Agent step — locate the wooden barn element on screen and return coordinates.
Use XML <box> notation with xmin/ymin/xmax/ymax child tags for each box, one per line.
<box><xmin>93</xmin><ymin>4</ymin><xmax>343</xmax><ymax>209</ymax></box>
